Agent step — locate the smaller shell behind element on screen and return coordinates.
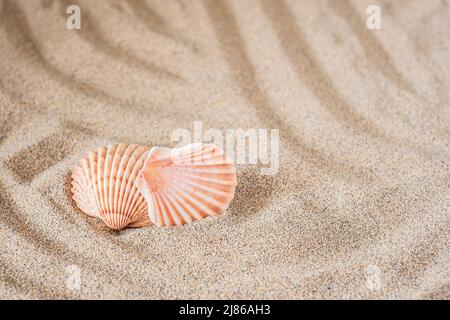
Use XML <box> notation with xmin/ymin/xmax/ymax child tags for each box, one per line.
<box><xmin>71</xmin><ymin>144</ymin><xmax>152</xmax><ymax>230</ymax></box>
<box><xmin>136</xmin><ymin>143</ymin><xmax>237</xmax><ymax>226</ymax></box>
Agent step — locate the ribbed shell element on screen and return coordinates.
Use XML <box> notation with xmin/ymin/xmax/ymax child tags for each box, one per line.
<box><xmin>136</xmin><ymin>143</ymin><xmax>237</xmax><ymax>226</ymax></box>
<box><xmin>71</xmin><ymin>144</ymin><xmax>152</xmax><ymax>230</ymax></box>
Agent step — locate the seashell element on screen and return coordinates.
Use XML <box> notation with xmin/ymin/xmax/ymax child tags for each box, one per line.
<box><xmin>136</xmin><ymin>143</ymin><xmax>237</xmax><ymax>226</ymax></box>
<box><xmin>71</xmin><ymin>144</ymin><xmax>152</xmax><ymax>230</ymax></box>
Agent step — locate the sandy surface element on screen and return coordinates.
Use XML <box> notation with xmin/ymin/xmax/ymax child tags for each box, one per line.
<box><xmin>0</xmin><ymin>0</ymin><xmax>449</xmax><ymax>299</ymax></box>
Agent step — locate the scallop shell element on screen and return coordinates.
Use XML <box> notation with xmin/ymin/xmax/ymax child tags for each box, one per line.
<box><xmin>71</xmin><ymin>144</ymin><xmax>152</xmax><ymax>230</ymax></box>
<box><xmin>136</xmin><ymin>143</ymin><xmax>237</xmax><ymax>226</ymax></box>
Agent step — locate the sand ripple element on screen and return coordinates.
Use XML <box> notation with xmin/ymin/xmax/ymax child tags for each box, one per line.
<box><xmin>0</xmin><ymin>0</ymin><xmax>449</xmax><ymax>299</ymax></box>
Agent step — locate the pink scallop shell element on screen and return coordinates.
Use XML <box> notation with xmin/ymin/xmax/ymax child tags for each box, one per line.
<box><xmin>136</xmin><ymin>143</ymin><xmax>237</xmax><ymax>226</ymax></box>
<box><xmin>71</xmin><ymin>144</ymin><xmax>152</xmax><ymax>230</ymax></box>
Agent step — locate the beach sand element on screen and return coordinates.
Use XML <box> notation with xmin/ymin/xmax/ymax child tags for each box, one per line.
<box><xmin>0</xmin><ymin>0</ymin><xmax>449</xmax><ymax>299</ymax></box>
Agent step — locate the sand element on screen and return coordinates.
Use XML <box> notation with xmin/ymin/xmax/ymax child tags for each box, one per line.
<box><xmin>0</xmin><ymin>0</ymin><xmax>449</xmax><ymax>299</ymax></box>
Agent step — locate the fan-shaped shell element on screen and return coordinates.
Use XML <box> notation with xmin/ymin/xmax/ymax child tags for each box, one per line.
<box><xmin>136</xmin><ymin>143</ymin><xmax>237</xmax><ymax>226</ymax></box>
<box><xmin>71</xmin><ymin>144</ymin><xmax>152</xmax><ymax>230</ymax></box>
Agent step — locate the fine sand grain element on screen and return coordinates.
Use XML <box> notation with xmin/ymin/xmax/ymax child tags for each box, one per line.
<box><xmin>0</xmin><ymin>0</ymin><xmax>449</xmax><ymax>299</ymax></box>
